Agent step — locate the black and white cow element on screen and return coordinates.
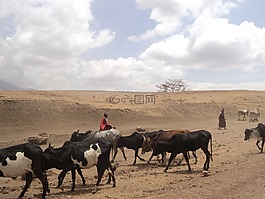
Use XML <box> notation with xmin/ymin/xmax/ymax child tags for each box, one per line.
<box><xmin>244</xmin><ymin>123</ymin><xmax>265</xmax><ymax>152</ymax></box>
<box><xmin>43</xmin><ymin>139</ymin><xmax>116</xmax><ymax>193</ymax></box>
<box><xmin>0</xmin><ymin>143</ymin><xmax>49</xmax><ymax>198</ymax></box>
<box><xmin>152</xmin><ymin>130</ymin><xmax>212</xmax><ymax>172</ymax></box>
<box><xmin>70</xmin><ymin>128</ymin><xmax>126</xmax><ymax>162</ymax></box>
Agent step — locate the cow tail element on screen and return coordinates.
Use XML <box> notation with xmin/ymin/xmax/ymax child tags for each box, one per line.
<box><xmin>210</xmin><ymin>135</ymin><xmax>213</xmax><ymax>161</ymax></box>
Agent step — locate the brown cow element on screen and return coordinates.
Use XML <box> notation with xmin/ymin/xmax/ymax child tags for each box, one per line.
<box><xmin>141</xmin><ymin>129</ymin><xmax>197</xmax><ymax>164</ymax></box>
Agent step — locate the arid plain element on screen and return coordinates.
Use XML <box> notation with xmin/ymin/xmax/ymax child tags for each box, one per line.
<box><xmin>1</xmin><ymin>90</ymin><xmax>265</xmax><ymax>199</ymax></box>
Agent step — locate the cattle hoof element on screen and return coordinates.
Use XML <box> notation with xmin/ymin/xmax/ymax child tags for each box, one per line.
<box><xmin>201</xmin><ymin>170</ymin><xmax>210</xmax><ymax>177</ymax></box>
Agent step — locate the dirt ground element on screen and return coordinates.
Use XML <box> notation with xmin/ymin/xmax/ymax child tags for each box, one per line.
<box><xmin>1</xmin><ymin>90</ymin><xmax>265</xmax><ymax>199</ymax></box>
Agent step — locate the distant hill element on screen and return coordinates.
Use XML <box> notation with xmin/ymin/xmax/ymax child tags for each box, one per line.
<box><xmin>0</xmin><ymin>79</ymin><xmax>26</xmax><ymax>90</ymax></box>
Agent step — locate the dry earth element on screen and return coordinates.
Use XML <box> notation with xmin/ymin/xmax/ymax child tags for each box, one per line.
<box><xmin>1</xmin><ymin>90</ymin><xmax>265</xmax><ymax>199</ymax></box>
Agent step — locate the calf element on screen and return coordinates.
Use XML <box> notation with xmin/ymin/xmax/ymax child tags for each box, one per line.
<box><xmin>43</xmin><ymin>141</ymin><xmax>85</xmax><ymax>191</ymax></box>
<box><xmin>115</xmin><ymin>131</ymin><xmax>146</xmax><ymax>164</ymax></box>
<box><xmin>70</xmin><ymin>129</ymin><xmax>126</xmax><ymax>162</ymax></box>
<box><xmin>244</xmin><ymin>123</ymin><xmax>265</xmax><ymax>152</ymax></box>
<box><xmin>44</xmin><ymin>139</ymin><xmax>116</xmax><ymax>193</ymax></box>
<box><xmin>141</xmin><ymin>129</ymin><xmax>197</xmax><ymax>165</ymax></box>
<box><xmin>0</xmin><ymin>143</ymin><xmax>49</xmax><ymax>198</ymax></box>
<box><xmin>152</xmin><ymin>130</ymin><xmax>212</xmax><ymax>172</ymax></box>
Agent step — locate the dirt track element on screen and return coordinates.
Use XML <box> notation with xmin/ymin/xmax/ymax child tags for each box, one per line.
<box><xmin>0</xmin><ymin>90</ymin><xmax>265</xmax><ymax>199</ymax></box>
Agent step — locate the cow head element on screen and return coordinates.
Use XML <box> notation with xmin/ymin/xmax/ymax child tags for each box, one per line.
<box><xmin>244</xmin><ymin>129</ymin><xmax>252</xmax><ymax>141</ymax></box>
<box><xmin>141</xmin><ymin>137</ymin><xmax>152</xmax><ymax>154</ymax></box>
<box><xmin>244</xmin><ymin>123</ymin><xmax>265</xmax><ymax>141</ymax></box>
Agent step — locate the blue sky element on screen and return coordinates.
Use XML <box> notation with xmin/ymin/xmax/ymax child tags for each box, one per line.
<box><xmin>0</xmin><ymin>0</ymin><xmax>265</xmax><ymax>91</ymax></box>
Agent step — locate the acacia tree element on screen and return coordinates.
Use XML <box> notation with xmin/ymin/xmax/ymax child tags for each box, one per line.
<box><xmin>156</xmin><ymin>79</ymin><xmax>188</xmax><ymax>92</ymax></box>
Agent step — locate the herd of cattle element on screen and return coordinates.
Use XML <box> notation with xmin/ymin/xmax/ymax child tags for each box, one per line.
<box><xmin>237</xmin><ymin>108</ymin><xmax>261</xmax><ymax>122</ymax></box>
<box><xmin>1</xmin><ymin>122</ymin><xmax>265</xmax><ymax>198</ymax></box>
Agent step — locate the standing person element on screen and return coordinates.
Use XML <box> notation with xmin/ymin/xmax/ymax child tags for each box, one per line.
<box><xmin>218</xmin><ymin>108</ymin><xmax>226</xmax><ymax>130</ymax></box>
<box><xmin>99</xmin><ymin>113</ymin><xmax>112</xmax><ymax>131</ymax></box>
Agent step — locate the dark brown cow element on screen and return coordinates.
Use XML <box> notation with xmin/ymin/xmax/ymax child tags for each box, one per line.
<box><xmin>141</xmin><ymin>129</ymin><xmax>197</xmax><ymax>164</ymax></box>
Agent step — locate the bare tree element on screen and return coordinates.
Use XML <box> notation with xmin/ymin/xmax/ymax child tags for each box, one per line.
<box><xmin>156</xmin><ymin>79</ymin><xmax>188</xmax><ymax>92</ymax></box>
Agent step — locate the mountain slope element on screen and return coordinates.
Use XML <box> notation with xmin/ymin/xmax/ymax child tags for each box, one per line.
<box><xmin>0</xmin><ymin>79</ymin><xmax>25</xmax><ymax>90</ymax></box>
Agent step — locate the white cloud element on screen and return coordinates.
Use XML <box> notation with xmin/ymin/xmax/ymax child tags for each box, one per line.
<box><xmin>0</xmin><ymin>0</ymin><xmax>264</xmax><ymax>91</ymax></box>
<box><xmin>73</xmin><ymin>57</ymin><xmax>183</xmax><ymax>91</ymax></box>
<box><xmin>0</xmin><ymin>0</ymin><xmax>115</xmax><ymax>89</ymax></box>
<box><xmin>132</xmin><ymin>0</ymin><xmax>241</xmax><ymax>41</ymax></box>
<box><xmin>138</xmin><ymin>16</ymin><xmax>265</xmax><ymax>73</ymax></box>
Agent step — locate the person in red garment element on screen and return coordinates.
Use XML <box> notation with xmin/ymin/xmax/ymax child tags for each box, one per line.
<box><xmin>99</xmin><ymin>113</ymin><xmax>112</xmax><ymax>131</ymax></box>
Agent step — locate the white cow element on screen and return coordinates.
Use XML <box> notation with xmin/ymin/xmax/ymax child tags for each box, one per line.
<box><xmin>237</xmin><ymin>109</ymin><xmax>249</xmax><ymax>121</ymax></box>
<box><xmin>249</xmin><ymin>108</ymin><xmax>261</xmax><ymax>122</ymax></box>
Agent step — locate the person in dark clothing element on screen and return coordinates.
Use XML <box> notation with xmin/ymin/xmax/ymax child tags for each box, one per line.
<box><xmin>218</xmin><ymin>108</ymin><xmax>226</xmax><ymax>130</ymax></box>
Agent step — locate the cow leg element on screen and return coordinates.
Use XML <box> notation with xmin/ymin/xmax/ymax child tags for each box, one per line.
<box><xmin>94</xmin><ymin>164</ymin><xmax>106</xmax><ymax>194</ymax></box>
<box><xmin>106</xmin><ymin>165</ymin><xmax>116</xmax><ymax>187</ymax></box>
<box><xmin>256</xmin><ymin>140</ymin><xmax>262</xmax><ymax>151</ymax></box>
<box><xmin>57</xmin><ymin>169</ymin><xmax>68</xmax><ymax>189</ymax></box>
<box><xmin>192</xmin><ymin>151</ymin><xmax>198</xmax><ymax>164</ymax></box>
<box><xmin>70</xmin><ymin>168</ymin><xmax>76</xmax><ymax>192</ymax></box>
<box><xmin>111</xmin><ymin>147</ymin><xmax>118</xmax><ymax>163</ymax></box>
<box><xmin>19</xmin><ymin>172</ymin><xmax>32</xmax><ymax>198</ymax></box>
<box><xmin>57</xmin><ymin>168</ymin><xmax>76</xmax><ymax>192</ymax></box>
<box><xmin>182</xmin><ymin>152</ymin><xmax>191</xmax><ymax>172</ymax></box>
<box><xmin>147</xmin><ymin>153</ymin><xmax>154</xmax><ymax>164</ymax></box>
<box><xmin>135</xmin><ymin>149</ymin><xmax>145</xmax><ymax>164</ymax></box>
<box><xmin>76</xmin><ymin>166</ymin><xmax>86</xmax><ymax>185</ymax></box>
<box><xmin>260</xmin><ymin>138</ymin><xmax>265</xmax><ymax>153</ymax></box>
<box><xmin>120</xmin><ymin>147</ymin><xmax>127</xmax><ymax>161</ymax></box>
<box><xmin>161</xmin><ymin>152</ymin><xmax>167</xmax><ymax>165</ymax></box>
<box><xmin>31</xmin><ymin>159</ymin><xmax>49</xmax><ymax>198</ymax></box>
<box><xmin>202</xmin><ymin>148</ymin><xmax>211</xmax><ymax>171</ymax></box>
<box><xmin>112</xmin><ymin>147</ymin><xmax>118</xmax><ymax>162</ymax></box>
<box><xmin>164</xmin><ymin>153</ymin><xmax>177</xmax><ymax>172</ymax></box>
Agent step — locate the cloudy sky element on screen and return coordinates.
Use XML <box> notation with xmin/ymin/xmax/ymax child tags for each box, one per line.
<box><xmin>0</xmin><ymin>0</ymin><xmax>265</xmax><ymax>91</ymax></box>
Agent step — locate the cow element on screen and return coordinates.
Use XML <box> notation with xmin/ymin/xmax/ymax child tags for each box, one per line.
<box><xmin>152</xmin><ymin>130</ymin><xmax>212</xmax><ymax>172</ymax></box>
<box><xmin>43</xmin><ymin>139</ymin><xmax>116</xmax><ymax>193</ymax></box>
<box><xmin>237</xmin><ymin>109</ymin><xmax>249</xmax><ymax>121</ymax></box>
<box><xmin>249</xmin><ymin>108</ymin><xmax>260</xmax><ymax>122</ymax></box>
<box><xmin>43</xmin><ymin>141</ymin><xmax>85</xmax><ymax>191</ymax></box>
<box><xmin>0</xmin><ymin>143</ymin><xmax>49</xmax><ymax>198</ymax></box>
<box><xmin>115</xmin><ymin>131</ymin><xmax>146</xmax><ymax>164</ymax></box>
<box><xmin>141</xmin><ymin>129</ymin><xmax>197</xmax><ymax>165</ymax></box>
<box><xmin>244</xmin><ymin>123</ymin><xmax>265</xmax><ymax>152</ymax></box>
<box><xmin>70</xmin><ymin>128</ymin><xmax>126</xmax><ymax>162</ymax></box>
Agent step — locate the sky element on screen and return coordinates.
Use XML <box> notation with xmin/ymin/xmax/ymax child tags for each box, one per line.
<box><xmin>0</xmin><ymin>0</ymin><xmax>265</xmax><ymax>91</ymax></box>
